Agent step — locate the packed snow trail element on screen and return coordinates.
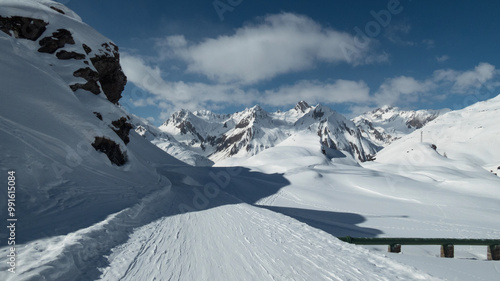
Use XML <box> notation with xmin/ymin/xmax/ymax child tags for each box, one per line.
<box><xmin>0</xmin><ymin>166</ymin><xmax>440</xmax><ymax>281</ymax></box>
<box><xmin>99</xmin><ymin>203</ymin><xmax>439</xmax><ymax>281</ymax></box>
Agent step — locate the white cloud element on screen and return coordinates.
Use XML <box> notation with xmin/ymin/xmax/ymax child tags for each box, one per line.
<box><xmin>159</xmin><ymin>13</ymin><xmax>385</xmax><ymax>85</ymax></box>
<box><xmin>122</xmin><ymin>53</ymin><xmax>240</xmax><ymax>111</ymax></box>
<box><xmin>374</xmin><ymin>76</ymin><xmax>434</xmax><ymax>105</ymax></box>
<box><xmin>433</xmin><ymin>62</ymin><xmax>496</xmax><ymax>93</ymax></box>
<box><xmin>121</xmin><ymin>53</ymin><xmax>374</xmax><ymax>117</ymax></box>
<box><xmin>453</xmin><ymin>62</ymin><xmax>495</xmax><ymax>92</ymax></box>
<box><xmin>436</xmin><ymin>55</ymin><xmax>450</xmax><ymax>63</ymax></box>
<box><xmin>374</xmin><ymin>62</ymin><xmax>498</xmax><ymax>105</ymax></box>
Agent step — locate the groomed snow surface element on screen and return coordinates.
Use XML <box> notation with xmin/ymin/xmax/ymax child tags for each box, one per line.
<box><xmin>1</xmin><ymin>1</ymin><xmax>500</xmax><ymax>280</ymax></box>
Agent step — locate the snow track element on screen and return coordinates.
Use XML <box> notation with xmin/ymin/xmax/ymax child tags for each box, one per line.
<box><xmin>0</xmin><ymin>182</ymin><xmax>172</xmax><ymax>281</ymax></box>
<box><xmin>99</xmin><ymin>203</ymin><xmax>439</xmax><ymax>281</ymax></box>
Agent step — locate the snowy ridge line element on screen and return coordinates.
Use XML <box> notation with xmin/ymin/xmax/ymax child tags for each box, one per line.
<box><xmin>0</xmin><ymin>180</ymin><xmax>172</xmax><ymax>281</ymax></box>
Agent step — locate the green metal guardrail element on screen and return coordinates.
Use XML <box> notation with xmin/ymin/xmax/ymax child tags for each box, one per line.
<box><xmin>338</xmin><ymin>236</ymin><xmax>500</xmax><ymax>260</ymax></box>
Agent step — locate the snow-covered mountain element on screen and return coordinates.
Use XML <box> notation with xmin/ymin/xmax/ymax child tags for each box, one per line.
<box><xmin>156</xmin><ymin>102</ymin><xmax>450</xmax><ymax>165</ymax></box>
<box><xmin>372</xmin><ymin>94</ymin><xmax>500</xmax><ymax>178</ymax></box>
<box><xmin>353</xmin><ymin>105</ymin><xmax>448</xmax><ymax>146</ymax></box>
<box><xmin>131</xmin><ymin>115</ymin><xmax>214</xmax><ymax>166</ymax></box>
<box><xmin>159</xmin><ymin>101</ymin><xmax>379</xmax><ymax>163</ymax></box>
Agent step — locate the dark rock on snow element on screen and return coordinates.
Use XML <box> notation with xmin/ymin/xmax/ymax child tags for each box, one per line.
<box><xmin>56</xmin><ymin>50</ymin><xmax>86</xmax><ymax>60</ymax></box>
<box><xmin>90</xmin><ymin>52</ymin><xmax>127</xmax><ymax>104</ymax></box>
<box><xmin>0</xmin><ymin>15</ymin><xmax>47</xmax><ymax>41</ymax></box>
<box><xmin>92</xmin><ymin>137</ymin><xmax>127</xmax><ymax>166</ymax></box>
<box><xmin>111</xmin><ymin>117</ymin><xmax>133</xmax><ymax>144</ymax></box>
<box><xmin>38</xmin><ymin>28</ymin><xmax>75</xmax><ymax>53</ymax></box>
<box><xmin>70</xmin><ymin>67</ymin><xmax>101</xmax><ymax>95</ymax></box>
<box><xmin>93</xmin><ymin>112</ymin><xmax>103</xmax><ymax>121</ymax></box>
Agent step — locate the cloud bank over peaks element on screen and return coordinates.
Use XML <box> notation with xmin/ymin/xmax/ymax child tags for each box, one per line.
<box><xmin>159</xmin><ymin>13</ymin><xmax>387</xmax><ymax>85</ymax></box>
<box><xmin>373</xmin><ymin>62</ymin><xmax>497</xmax><ymax>106</ymax></box>
<box><xmin>122</xmin><ymin>49</ymin><xmax>498</xmax><ymax>120</ymax></box>
<box><xmin>121</xmin><ymin>53</ymin><xmax>372</xmax><ymax>114</ymax></box>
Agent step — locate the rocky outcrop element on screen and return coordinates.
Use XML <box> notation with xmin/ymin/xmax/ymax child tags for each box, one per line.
<box><xmin>0</xmin><ymin>15</ymin><xmax>47</xmax><ymax>41</ymax></box>
<box><xmin>92</xmin><ymin>137</ymin><xmax>127</xmax><ymax>166</ymax></box>
<box><xmin>38</xmin><ymin>29</ymin><xmax>75</xmax><ymax>53</ymax></box>
<box><xmin>62</xmin><ymin>43</ymin><xmax>127</xmax><ymax>104</ymax></box>
<box><xmin>215</xmin><ymin>130</ymin><xmax>250</xmax><ymax>157</ymax></box>
<box><xmin>111</xmin><ymin>117</ymin><xmax>133</xmax><ymax>144</ymax></box>
<box><xmin>89</xmin><ymin>44</ymin><xmax>127</xmax><ymax>104</ymax></box>
<box><xmin>70</xmin><ymin>67</ymin><xmax>101</xmax><ymax>95</ymax></box>
<box><xmin>1</xmin><ymin>13</ymin><xmax>127</xmax><ymax>104</ymax></box>
<box><xmin>82</xmin><ymin>43</ymin><xmax>92</xmax><ymax>54</ymax></box>
<box><xmin>93</xmin><ymin>112</ymin><xmax>103</xmax><ymax>120</ymax></box>
<box><xmin>294</xmin><ymin>101</ymin><xmax>310</xmax><ymax>113</ymax></box>
<box><xmin>56</xmin><ymin>50</ymin><xmax>86</xmax><ymax>60</ymax></box>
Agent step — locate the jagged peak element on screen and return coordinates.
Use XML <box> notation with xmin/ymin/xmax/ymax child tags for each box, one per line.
<box><xmin>294</xmin><ymin>101</ymin><xmax>311</xmax><ymax>113</ymax></box>
<box><xmin>236</xmin><ymin>104</ymin><xmax>268</xmax><ymax>119</ymax></box>
<box><xmin>160</xmin><ymin>109</ymin><xmax>196</xmax><ymax>127</ymax></box>
<box><xmin>250</xmin><ymin>104</ymin><xmax>264</xmax><ymax>112</ymax></box>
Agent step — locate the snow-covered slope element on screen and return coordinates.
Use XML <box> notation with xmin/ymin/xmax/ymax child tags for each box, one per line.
<box><xmin>99</xmin><ymin>203</ymin><xmax>437</xmax><ymax>281</ymax></box>
<box><xmin>373</xmin><ymin>95</ymin><xmax>500</xmax><ymax>177</ymax></box>
<box><xmin>0</xmin><ymin>0</ymin><xmax>183</xmax><ymax>243</ymax></box>
<box><xmin>353</xmin><ymin>106</ymin><xmax>448</xmax><ymax>146</ymax></box>
<box><xmin>213</xmin><ymin>96</ymin><xmax>500</xmax><ymax>280</ymax></box>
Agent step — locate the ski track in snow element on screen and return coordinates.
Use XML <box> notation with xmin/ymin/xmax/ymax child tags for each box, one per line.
<box><xmin>99</xmin><ymin>204</ymin><xmax>439</xmax><ymax>281</ymax></box>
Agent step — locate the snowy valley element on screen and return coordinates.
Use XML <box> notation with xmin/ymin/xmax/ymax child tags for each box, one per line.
<box><xmin>0</xmin><ymin>1</ymin><xmax>500</xmax><ymax>281</ymax></box>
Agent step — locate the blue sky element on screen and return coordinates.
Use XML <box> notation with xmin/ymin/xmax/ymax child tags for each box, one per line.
<box><xmin>59</xmin><ymin>0</ymin><xmax>500</xmax><ymax>125</ymax></box>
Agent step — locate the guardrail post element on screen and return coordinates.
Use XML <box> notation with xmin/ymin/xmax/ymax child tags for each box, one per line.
<box><xmin>488</xmin><ymin>245</ymin><xmax>500</xmax><ymax>260</ymax></box>
<box><xmin>440</xmin><ymin>244</ymin><xmax>454</xmax><ymax>258</ymax></box>
<box><xmin>388</xmin><ymin>244</ymin><xmax>401</xmax><ymax>253</ymax></box>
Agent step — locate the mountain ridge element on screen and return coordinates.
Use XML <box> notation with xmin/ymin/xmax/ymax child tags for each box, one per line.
<box><xmin>149</xmin><ymin>102</ymin><xmax>448</xmax><ymax>165</ymax></box>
